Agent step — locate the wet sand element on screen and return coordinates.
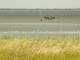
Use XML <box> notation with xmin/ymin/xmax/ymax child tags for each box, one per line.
<box><xmin>0</xmin><ymin>16</ymin><xmax>80</xmax><ymax>24</ymax></box>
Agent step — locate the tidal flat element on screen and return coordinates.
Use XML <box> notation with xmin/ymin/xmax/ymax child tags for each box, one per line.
<box><xmin>0</xmin><ymin>15</ymin><xmax>80</xmax><ymax>24</ymax></box>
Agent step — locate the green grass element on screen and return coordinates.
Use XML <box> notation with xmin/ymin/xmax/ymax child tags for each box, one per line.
<box><xmin>0</xmin><ymin>36</ymin><xmax>80</xmax><ymax>60</ymax></box>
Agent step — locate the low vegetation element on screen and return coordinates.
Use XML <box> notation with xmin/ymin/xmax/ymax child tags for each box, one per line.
<box><xmin>0</xmin><ymin>36</ymin><xmax>80</xmax><ymax>60</ymax></box>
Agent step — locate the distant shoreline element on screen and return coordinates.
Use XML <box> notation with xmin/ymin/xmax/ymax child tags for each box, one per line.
<box><xmin>0</xmin><ymin>9</ymin><xmax>80</xmax><ymax>11</ymax></box>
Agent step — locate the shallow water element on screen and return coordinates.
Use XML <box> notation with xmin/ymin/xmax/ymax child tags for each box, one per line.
<box><xmin>0</xmin><ymin>31</ymin><xmax>80</xmax><ymax>37</ymax></box>
<box><xmin>0</xmin><ymin>10</ymin><xmax>80</xmax><ymax>24</ymax></box>
<box><xmin>0</xmin><ymin>23</ymin><xmax>80</xmax><ymax>37</ymax></box>
<box><xmin>0</xmin><ymin>10</ymin><xmax>80</xmax><ymax>37</ymax></box>
<box><xmin>0</xmin><ymin>23</ymin><xmax>80</xmax><ymax>31</ymax></box>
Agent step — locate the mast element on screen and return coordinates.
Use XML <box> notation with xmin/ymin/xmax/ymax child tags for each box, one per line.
<box><xmin>40</xmin><ymin>11</ymin><xmax>42</xmax><ymax>21</ymax></box>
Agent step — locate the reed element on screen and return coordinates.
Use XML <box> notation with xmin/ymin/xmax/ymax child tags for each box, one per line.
<box><xmin>0</xmin><ymin>36</ymin><xmax>80</xmax><ymax>60</ymax></box>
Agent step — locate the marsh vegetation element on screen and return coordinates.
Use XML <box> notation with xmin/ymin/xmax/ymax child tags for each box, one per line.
<box><xmin>0</xmin><ymin>36</ymin><xmax>80</xmax><ymax>60</ymax></box>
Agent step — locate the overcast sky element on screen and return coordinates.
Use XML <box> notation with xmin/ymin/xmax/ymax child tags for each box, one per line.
<box><xmin>0</xmin><ymin>0</ymin><xmax>80</xmax><ymax>9</ymax></box>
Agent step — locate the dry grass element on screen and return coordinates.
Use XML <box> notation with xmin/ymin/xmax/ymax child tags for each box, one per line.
<box><xmin>0</xmin><ymin>36</ymin><xmax>80</xmax><ymax>60</ymax></box>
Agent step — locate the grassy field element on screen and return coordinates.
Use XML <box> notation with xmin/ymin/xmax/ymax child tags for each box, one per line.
<box><xmin>0</xmin><ymin>36</ymin><xmax>80</xmax><ymax>60</ymax></box>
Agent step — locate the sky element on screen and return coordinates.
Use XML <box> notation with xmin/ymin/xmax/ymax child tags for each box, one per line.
<box><xmin>0</xmin><ymin>0</ymin><xmax>80</xmax><ymax>9</ymax></box>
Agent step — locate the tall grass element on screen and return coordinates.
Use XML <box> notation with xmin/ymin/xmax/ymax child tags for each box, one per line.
<box><xmin>0</xmin><ymin>36</ymin><xmax>80</xmax><ymax>60</ymax></box>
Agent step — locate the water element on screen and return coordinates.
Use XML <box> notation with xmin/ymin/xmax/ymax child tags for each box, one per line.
<box><xmin>0</xmin><ymin>10</ymin><xmax>80</xmax><ymax>37</ymax></box>
<box><xmin>0</xmin><ymin>31</ymin><xmax>80</xmax><ymax>37</ymax></box>
<box><xmin>0</xmin><ymin>10</ymin><xmax>80</xmax><ymax>16</ymax></box>
<box><xmin>0</xmin><ymin>23</ymin><xmax>80</xmax><ymax>37</ymax></box>
<box><xmin>0</xmin><ymin>10</ymin><xmax>80</xmax><ymax>23</ymax></box>
<box><xmin>0</xmin><ymin>23</ymin><xmax>80</xmax><ymax>31</ymax></box>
